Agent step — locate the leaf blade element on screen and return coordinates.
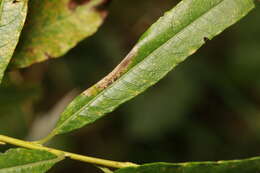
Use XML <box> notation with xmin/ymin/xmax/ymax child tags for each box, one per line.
<box><xmin>0</xmin><ymin>0</ymin><xmax>28</xmax><ymax>82</ymax></box>
<box><xmin>115</xmin><ymin>156</ymin><xmax>260</xmax><ymax>173</ymax></box>
<box><xmin>0</xmin><ymin>148</ymin><xmax>63</xmax><ymax>173</ymax></box>
<box><xmin>98</xmin><ymin>167</ymin><xmax>114</xmax><ymax>173</ymax></box>
<box><xmin>51</xmin><ymin>0</ymin><xmax>255</xmax><ymax>136</ymax></box>
<box><xmin>11</xmin><ymin>0</ymin><xmax>107</xmax><ymax>68</ymax></box>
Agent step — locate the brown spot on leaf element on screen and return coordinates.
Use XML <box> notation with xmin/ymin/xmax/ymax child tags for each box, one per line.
<box><xmin>44</xmin><ymin>52</ymin><xmax>53</xmax><ymax>59</ymax></box>
<box><xmin>99</xmin><ymin>10</ymin><xmax>108</xmax><ymax>19</ymax></box>
<box><xmin>83</xmin><ymin>46</ymin><xmax>138</xmax><ymax>96</ymax></box>
<box><xmin>12</xmin><ymin>0</ymin><xmax>20</xmax><ymax>3</ymax></box>
<box><xmin>203</xmin><ymin>37</ymin><xmax>209</xmax><ymax>43</ymax></box>
<box><xmin>68</xmin><ymin>0</ymin><xmax>91</xmax><ymax>11</ymax></box>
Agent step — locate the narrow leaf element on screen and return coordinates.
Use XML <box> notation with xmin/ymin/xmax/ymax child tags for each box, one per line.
<box><xmin>0</xmin><ymin>0</ymin><xmax>28</xmax><ymax>82</ymax></box>
<box><xmin>0</xmin><ymin>148</ymin><xmax>64</xmax><ymax>173</ymax></box>
<box><xmin>98</xmin><ymin>167</ymin><xmax>114</xmax><ymax>173</ymax></box>
<box><xmin>50</xmin><ymin>0</ymin><xmax>255</xmax><ymax>136</ymax></box>
<box><xmin>11</xmin><ymin>0</ymin><xmax>108</xmax><ymax>68</ymax></box>
<box><xmin>115</xmin><ymin>156</ymin><xmax>260</xmax><ymax>173</ymax></box>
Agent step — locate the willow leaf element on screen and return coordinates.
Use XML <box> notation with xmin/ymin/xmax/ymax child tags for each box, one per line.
<box><xmin>99</xmin><ymin>167</ymin><xmax>114</xmax><ymax>173</ymax></box>
<box><xmin>11</xmin><ymin>0</ymin><xmax>108</xmax><ymax>68</ymax></box>
<box><xmin>48</xmin><ymin>0</ymin><xmax>255</xmax><ymax>137</ymax></box>
<box><xmin>0</xmin><ymin>0</ymin><xmax>28</xmax><ymax>82</ymax></box>
<box><xmin>115</xmin><ymin>156</ymin><xmax>260</xmax><ymax>173</ymax></box>
<box><xmin>0</xmin><ymin>148</ymin><xmax>64</xmax><ymax>173</ymax></box>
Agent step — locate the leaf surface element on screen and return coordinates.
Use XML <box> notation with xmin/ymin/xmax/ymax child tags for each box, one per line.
<box><xmin>115</xmin><ymin>156</ymin><xmax>260</xmax><ymax>173</ymax></box>
<box><xmin>0</xmin><ymin>148</ymin><xmax>63</xmax><ymax>173</ymax></box>
<box><xmin>99</xmin><ymin>167</ymin><xmax>114</xmax><ymax>173</ymax></box>
<box><xmin>0</xmin><ymin>0</ymin><xmax>28</xmax><ymax>82</ymax></box>
<box><xmin>11</xmin><ymin>0</ymin><xmax>108</xmax><ymax>68</ymax></box>
<box><xmin>50</xmin><ymin>0</ymin><xmax>255</xmax><ymax>136</ymax></box>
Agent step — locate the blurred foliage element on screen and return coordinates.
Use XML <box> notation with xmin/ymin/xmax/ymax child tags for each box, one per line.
<box><xmin>0</xmin><ymin>76</ymin><xmax>41</xmax><ymax>138</ymax></box>
<box><xmin>12</xmin><ymin>0</ymin><xmax>106</xmax><ymax>68</ymax></box>
<box><xmin>1</xmin><ymin>0</ymin><xmax>260</xmax><ymax>173</ymax></box>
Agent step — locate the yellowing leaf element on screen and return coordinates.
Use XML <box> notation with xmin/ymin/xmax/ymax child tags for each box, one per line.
<box><xmin>11</xmin><ymin>0</ymin><xmax>108</xmax><ymax>68</ymax></box>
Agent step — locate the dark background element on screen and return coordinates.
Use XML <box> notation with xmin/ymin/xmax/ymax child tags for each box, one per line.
<box><xmin>1</xmin><ymin>0</ymin><xmax>260</xmax><ymax>172</ymax></box>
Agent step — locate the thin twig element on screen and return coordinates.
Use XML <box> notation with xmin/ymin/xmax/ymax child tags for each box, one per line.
<box><xmin>0</xmin><ymin>134</ymin><xmax>138</xmax><ymax>169</ymax></box>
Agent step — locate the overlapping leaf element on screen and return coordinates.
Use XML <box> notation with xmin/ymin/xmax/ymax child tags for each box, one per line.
<box><xmin>115</xmin><ymin>156</ymin><xmax>260</xmax><ymax>173</ymax></box>
<box><xmin>48</xmin><ymin>0</ymin><xmax>254</xmax><ymax>137</ymax></box>
<box><xmin>0</xmin><ymin>0</ymin><xmax>28</xmax><ymax>82</ymax></box>
<box><xmin>0</xmin><ymin>148</ymin><xmax>63</xmax><ymax>173</ymax></box>
<box><xmin>11</xmin><ymin>0</ymin><xmax>108</xmax><ymax>68</ymax></box>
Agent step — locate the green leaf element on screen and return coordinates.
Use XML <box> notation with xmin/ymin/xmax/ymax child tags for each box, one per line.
<box><xmin>11</xmin><ymin>0</ymin><xmax>108</xmax><ymax>68</ymax></box>
<box><xmin>0</xmin><ymin>148</ymin><xmax>64</xmax><ymax>173</ymax></box>
<box><xmin>0</xmin><ymin>0</ymin><xmax>28</xmax><ymax>82</ymax></box>
<box><xmin>98</xmin><ymin>167</ymin><xmax>114</xmax><ymax>173</ymax></box>
<box><xmin>115</xmin><ymin>156</ymin><xmax>260</xmax><ymax>173</ymax></box>
<box><xmin>49</xmin><ymin>0</ymin><xmax>255</xmax><ymax>136</ymax></box>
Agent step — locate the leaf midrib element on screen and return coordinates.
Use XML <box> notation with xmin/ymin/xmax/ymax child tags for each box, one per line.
<box><xmin>56</xmin><ymin>0</ymin><xmax>225</xmax><ymax>132</ymax></box>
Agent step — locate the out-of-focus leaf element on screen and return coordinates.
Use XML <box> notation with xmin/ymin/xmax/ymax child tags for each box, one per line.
<box><xmin>115</xmin><ymin>156</ymin><xmax>260</xmax><ymax>173</ymax></box>
<box><xmin>48</xmin><ymin>0</ymin><xmax>254</xmax><ymax>137</ymax></box>
<box><xmin>0</xmin><ymin>84</ymin><xmax>41</xmax><ymax>137</ymax></box>
<box><xmin>11</xmin><ymin>0</ymin><xmax>108</xmax><ymax>68</ymax></box>
<box><xmin>0</xmin><ymin>148</ymin><xmax>63</xmax><ymax>173</ymax></box>
<box><xmin>0</xmin><ymin>0</ymin><xmax>28</xmax><ymax>82</ymax></box>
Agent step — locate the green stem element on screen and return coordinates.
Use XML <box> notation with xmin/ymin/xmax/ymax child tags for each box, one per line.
<box><xmin>0</xmin><ymin>134</ymin><xmax>138</xmax><ymax>169</ymax></box>
<box><xmin>36</xmin><ymin>131</ymin><xmax>57</xmax><ymax>144</ymax></box>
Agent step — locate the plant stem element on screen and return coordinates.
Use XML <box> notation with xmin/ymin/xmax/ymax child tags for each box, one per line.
<box><xmin>36</xmin><ymin>131</ymin><xmax>57</xmax><ymax>144</ymax></box>
<box><xmin>0</xmin><ymin>134</ymin><xmax>138</xmax><ymax>169</ymax></box>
